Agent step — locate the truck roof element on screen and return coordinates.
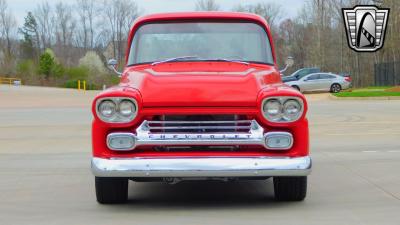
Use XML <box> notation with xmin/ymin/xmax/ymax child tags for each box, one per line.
<box><xmin>134</xmin><ymin>11</ymin><xmax>268</xmax><ymax>25</ymax></box>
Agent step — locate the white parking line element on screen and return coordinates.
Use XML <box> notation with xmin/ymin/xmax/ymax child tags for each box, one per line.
<box><xmin>387</xmin><ymin>150</ymin><xmax>400</xmax><ymax>153</ymax></box>
<box><xmin>362</xmin><ymin>150</ymin><xmax>400</xmax><ymax>153</ymax></box>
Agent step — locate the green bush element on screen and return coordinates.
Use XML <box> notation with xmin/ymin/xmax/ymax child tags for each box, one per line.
<box><xmin>15</xmin><ymin>59</ymin><xmax>40</xmax><ymax>84</ymax></box>
<box><xmin>65</xmin><ymin>66</ymin><xmax>89</xmax><ymax>80</ymax></box>
<box><xmin>64</xmin><ymin>80</ymin><xmax>79</xmax><ymax>89</ymax></box>
<box><xmin>38</xmin><ymin>51</ymin><xmax>54</xmax><ymax>79</ymax></box>
<box><xmin>64</xmin><ymin>79</ymin><xmax>98</xmax><ymax>90</ymax></box>
<box><xmin>16</xmin><ymin>59</ymin><xmax>36</xmax><ymax>77</ymax></box>
<box><xmin>63</xmin><ymin>66</ymin><xmax>120</xmax><ymax>90</ymax></box>
<box><xmin>38</xmin><ymin>49</ymin><xmax>64</xmax><ymax>80</ymax></box>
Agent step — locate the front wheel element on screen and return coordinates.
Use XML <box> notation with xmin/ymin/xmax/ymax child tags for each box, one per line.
<box><xmin>330</xmin><ymin>83</ymin><xmax>341</xmax><ymax>93</ymax></box>
<box><xmin>274</xmin><ymin>176</ymin><xmax>307</xmax><ymax>201</ymax></box>
<box><xmin>95</xmin><ymin>177</ymin><xmax>128</xmax><ymax>204</ymax></box>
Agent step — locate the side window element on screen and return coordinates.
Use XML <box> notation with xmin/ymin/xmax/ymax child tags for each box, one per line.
<box><xmin>297</xmin><ymin>69</ymin><xmax>309</xmax><ymax>77</ymax></box>
<box><xmin>320</xmin><ymin>74</ymin><xmax>335</xmax><ymax>79</ymax></box>
<box><xmin>306</xmin><ymin>74</ymin><xmax>319</xmax><ymax>80</ymax></box>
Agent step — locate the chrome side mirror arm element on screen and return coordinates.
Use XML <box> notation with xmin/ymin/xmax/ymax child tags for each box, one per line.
<box><xmin>280</xmin><ymin>64</ymin><xmax>290</xmax><ymax>73</ymax></box>
<box><xmin>107</xmin><ymin>59</ymin><xmax>122</xmax><ymax>77</ymax></box>
<box><xmin>280</xmin><ymin>56</ymin><xmax>294</xmax><ymax>74</ymax></box>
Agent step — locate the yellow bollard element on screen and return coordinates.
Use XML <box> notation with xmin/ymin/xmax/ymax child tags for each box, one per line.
<box><xmin>83</xmin><ymin>80</ymin><xmax>86</xmax><ymax>91</ymax></box>
<box><xmin>78</xmin><ymin>80</ymin><xmax>81</xmax><ymax>90</ymax></box>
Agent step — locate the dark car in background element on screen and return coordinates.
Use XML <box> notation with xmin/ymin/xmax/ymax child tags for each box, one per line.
<box><xmin>282</xmin><ymin>67</ymin><xmax>321</xmax><ymax>82</ymax></box>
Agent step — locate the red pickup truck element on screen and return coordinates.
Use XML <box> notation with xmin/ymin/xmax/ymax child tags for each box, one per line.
<box><xmin>91</xmin><ymin>12</ymin><xmax>311</xmax><ymax>204</ymax></box>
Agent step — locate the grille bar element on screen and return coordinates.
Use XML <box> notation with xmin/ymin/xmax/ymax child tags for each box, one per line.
<box><xmin>146</xmin><ymin>118</ymin><xmax>253</xmax><ymax>133</ymax></box>
<box><xmin>147</xmin><ymin>120</ymin><xmax>252</xmax><ymax>124</ymax></box>
<box><xmin>149</xmin><ymin>126</ymin><xmax>252</xmax><ymax>130</ymax></box>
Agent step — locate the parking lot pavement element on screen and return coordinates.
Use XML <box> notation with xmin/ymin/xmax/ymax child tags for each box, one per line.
<box><xmin>1</xmin><ymin>85</ymin><xmax>400</xmax><ymax>225</ymax></box>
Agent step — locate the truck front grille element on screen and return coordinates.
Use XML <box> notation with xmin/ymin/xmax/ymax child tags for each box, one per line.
<box><xmin>147</xmin><ymin>115</ymin><xmax>252</xmax><ymax>133</ymax></box>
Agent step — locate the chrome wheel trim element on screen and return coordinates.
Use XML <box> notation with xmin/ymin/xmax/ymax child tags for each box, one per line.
<box><xmin>332</xmin><ymin>84</ymin><xmax>341</xmax><ymax>93</ymax></box>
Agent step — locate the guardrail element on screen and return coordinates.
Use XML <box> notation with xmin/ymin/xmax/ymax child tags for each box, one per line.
<box><xmin>0</xmin><ymin>77</ymin><xmax>22</xmax><ymax>85</ymax></box>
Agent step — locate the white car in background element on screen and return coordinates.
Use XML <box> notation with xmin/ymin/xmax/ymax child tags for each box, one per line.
<box><xmin>284</xmin><ymin>73</ymin><xmax>352</xmax><ymax>93</ymax></box>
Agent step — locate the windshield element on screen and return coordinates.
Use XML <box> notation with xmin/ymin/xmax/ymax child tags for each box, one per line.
<box><xmin>128</xmin><ymin>22</ymin><xmax>274</xmax><ymax>65</ymax></box>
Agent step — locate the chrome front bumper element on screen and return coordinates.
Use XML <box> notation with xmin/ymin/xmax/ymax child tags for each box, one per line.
<box><xmin>91</xmin><ymin>156</ymin><xmax>311</xmax><ymax>178</ymax></box>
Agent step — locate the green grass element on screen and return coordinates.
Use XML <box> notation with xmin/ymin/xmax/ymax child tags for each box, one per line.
<box><xmin>362</xmin><ymin>86</ymin><xmax>393</xmax><ymax>89</ymax></box>
<box><xmin>352</xmin><ymin>88</ymin><xmax>386</xmax><ymax>92</ymax></box>
<box><xmin>333</xmin><ymin>86</ymin><xmax>400</xmax><ymax>97</ymax></box>
<box><xmin>334</xmin><ymin>91</ymin><xmax>400</xmax><ymax>97</ymax></box>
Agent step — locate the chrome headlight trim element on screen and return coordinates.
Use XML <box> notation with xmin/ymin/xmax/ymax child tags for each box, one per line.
<box><xmin>261</xmin><ymin>96</ymin><xmax>304</xmax><ymax>123</ymax></box>
<box><xmin>264</xmin><ymin>132</ymin><xmax>293</xmax><ymax>150</ymax></box>
<box><xmin>107</xmin><ymin>132</ymin><xmax>137</xmax><ymax>151</ymax></box>
<box><xmin>96</xmin><ymin>97</ymin><xmax>138</xmax><ymax>123</ymax></box>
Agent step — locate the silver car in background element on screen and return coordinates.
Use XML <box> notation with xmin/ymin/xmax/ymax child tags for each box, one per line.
<box><xmin>284</xmin><ymin>73</ymin><xmax>352</xmax><ymax>93</ymax></box>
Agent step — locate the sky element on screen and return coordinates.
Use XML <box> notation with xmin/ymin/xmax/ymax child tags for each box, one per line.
<box><xmin>7</xmin><ymin>0</ymin><xmax>306</xmax><ymax>25</ymax></box>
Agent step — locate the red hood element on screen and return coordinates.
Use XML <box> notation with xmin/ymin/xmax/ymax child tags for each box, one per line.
<box><xmin>119</xmin><ymin>62</ymin><xmax>281</xmax><ymax>107</ymax></box>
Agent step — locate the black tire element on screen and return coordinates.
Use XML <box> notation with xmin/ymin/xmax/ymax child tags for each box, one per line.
<box><xmin>274</xmin><ymin>176</ymin><xmax>307</xmax><ymax>201</ymax></box>
<box><xmin>330</xmin><ymin>83</ymin><xmax>341</xmax><ymax>93</ymax></box>
<box><xmin>292</xmin><ymin>85</ymin><xmax>300</xmax><ymax>92</ymax></box>
<box><xmin>95</xmin><ymin>177</ymin><xmax>128</xmax><ymax>204</ymax></box>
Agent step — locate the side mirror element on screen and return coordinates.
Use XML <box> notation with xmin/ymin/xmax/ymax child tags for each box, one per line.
<box><xmin>280</xmin><ymin>56</ymin><xmax>294</xmax><ymax>73</ymax></box>
<box><xmin>107</xmin><ymin>59</ymin><xmax>122</xmax><ymax>77</ymax></box>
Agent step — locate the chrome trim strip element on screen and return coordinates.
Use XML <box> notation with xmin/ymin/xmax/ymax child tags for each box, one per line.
<box><xmin>148</xmin><ymin>125</ymin><xmax>252</xmax><ymax>130</ymax></box>
<box><xmin>144</xmin><ymin>68</ymin><xmax>257</xmax><ymax>76</ymax></box>
<box><xmin>91</xmin><ymin>156</ymin><xmax>312</xmax><ymax>177</ymax></box>
<box><xmin>147</xmin><ymin>120</ymin><xmax>252</xmax><ymax>124</ymax></box>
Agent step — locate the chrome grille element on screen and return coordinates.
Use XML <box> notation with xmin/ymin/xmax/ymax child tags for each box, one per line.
<box><xmin>147</xmin><ymin>115</ymin><xmax>252</xmax><ymax>133</ymax></box>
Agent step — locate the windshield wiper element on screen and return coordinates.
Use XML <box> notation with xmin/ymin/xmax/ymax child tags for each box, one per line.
<box><xmin>151</xmin><ymin>56</ymin><xmax>200</xmax><ymax>66</ymax></box>
<box><xmin>211</xmin><ymin>58</ymin><xmax>250</xmax><ymax>65</ymax></box>
<box><xmin>151</xmin><ymin>56</ymin><xmax>250</xmax><ymax>66</ymax></box>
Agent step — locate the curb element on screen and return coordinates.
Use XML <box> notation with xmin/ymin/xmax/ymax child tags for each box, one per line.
<box><xmin>329</xmin><ymin>94</ymin><xmax>400</xmax><ymax>100</ymax></box>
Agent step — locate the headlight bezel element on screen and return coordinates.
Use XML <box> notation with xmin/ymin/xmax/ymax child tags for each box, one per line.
<box><xmin>96</xmin><ymin>97</ymin><xmax>138</xmax><ymax>123</ymax></box>
<box><xmin>261</xmin><ymin>96</ymin><xmax>304</xmax><ymax>123</ymax></box>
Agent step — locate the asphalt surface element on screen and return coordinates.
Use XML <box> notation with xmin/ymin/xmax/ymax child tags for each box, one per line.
<box><xmin>1</xmin><ymin>85</ymin><xmax>400</xmax><ymax>225</ymax></box>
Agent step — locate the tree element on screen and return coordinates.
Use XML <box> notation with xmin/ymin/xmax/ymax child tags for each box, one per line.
<box><xmin>38</xmin><ymin>48</ymin><xmax>62</xmax><ymax>80</ymax></box>
<box><xmin>34</xmin><ymin>1</ymin><xmax>53</xmax><ymax>51</ymax></box>
<box><xmin>39</xmin><ymin>50</ymin><xmax>55</xmax><ymax>79</ymax></box>
<box><xmin>195</xmin><ymin>0</ymin><xmax>220</xmax><ymax>11</ymax></box>
<box><xmin>0</xmin><ymin>0</ymin><xmax>17</xmax><ymax>73</ymax></box>
<box><xmin>19</xmin><ymin>12</ymin><xmax>40</xmax><ymax>59</ymax></box>
<box><xmin>76</xmin><ymin>0</ymin><xmax>96</xmax><ymax>50</ymax></box>
<box><xmin>79</xmin><ymin>51</ymin><xmax>106</xmax><ymax>75</ymax></box>
<box><xmin>54</xmin><ymin>2</ymin><xmax>76</xmax><ymax>66</ymax></box>
<box><xmin>101</xmin><ymin>0</ymin><xmax>140</xmax><ymax>64</ymax></box>
<box><xmin>233</xmin><ymin>3</ymin><xmax>283</xmax><ymax>30</ymax></box>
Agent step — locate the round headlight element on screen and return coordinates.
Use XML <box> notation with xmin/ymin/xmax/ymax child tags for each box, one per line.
<box><xmin>96</xmin><ymin>98</ymin><xmax>138</xmax><ymax>123</ymax></box>
<box><xmin>98</xmin><ymin>100</ymin><xmax>116</xmax><ymax>118</ymax></box>
<box><xmin>263</xmin><ymin>99</ymin><xmax>282</xmax><ymax>121</ymax></box>
<box><xmin>283</xmin><ymin>100</ymin><xmax>302</xmax><ymax>121</ymax></box>
<box><xmin>119</xmin><ymin>100</ymin><xmax>136</xmax><ymax>117</ymax></box>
